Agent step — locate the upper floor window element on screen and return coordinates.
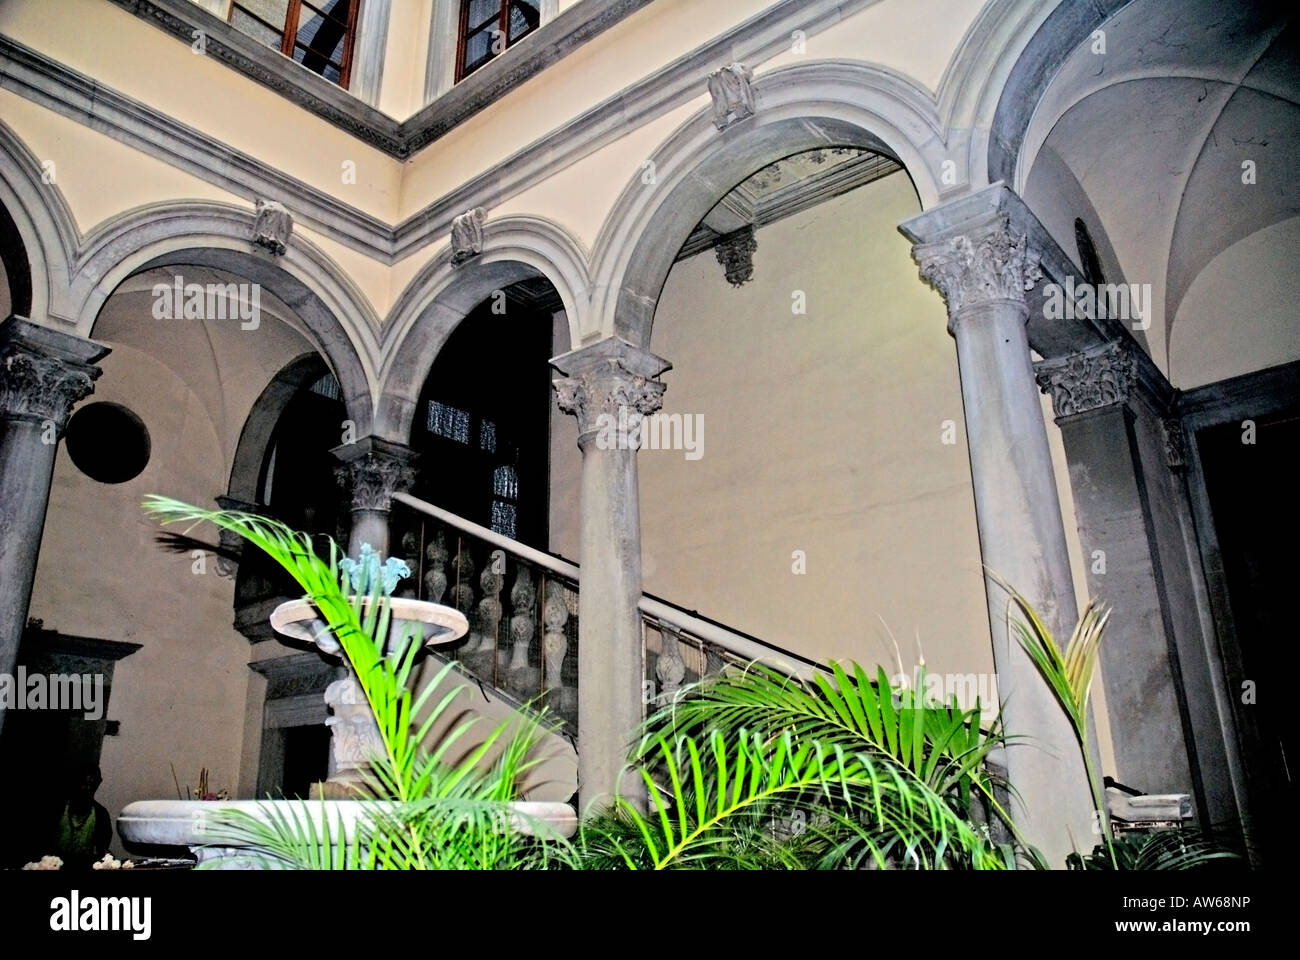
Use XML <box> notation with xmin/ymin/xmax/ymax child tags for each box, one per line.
<box><xmin>456</xmin><ymin>1</ymin><xmax>541</xmax><ymax>81</ymax></box>
<box><xmin>229</xmin><ymin>0</ymin><xmax>362</xmax><ymax>88</ymax></box>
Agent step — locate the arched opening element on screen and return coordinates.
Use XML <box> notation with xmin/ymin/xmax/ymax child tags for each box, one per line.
<box><xmin>0</xmin><ymin>201</ymin><xmax>32</xmax><ymax>318</ymax></box>
<box><xmin>587</xmin><ymin>82</ymin><xmax>989</xmax><ymax>702</ymax></box>
<box><xmin>407</xmin><ymin>279</ymin><xmax>558</xmax><ymax>549</ymax></box>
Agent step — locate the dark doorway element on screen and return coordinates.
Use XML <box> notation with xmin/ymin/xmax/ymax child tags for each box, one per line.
<box><xmin>1197</xmin><ymin>411</ymin><xmax>1299</xmax><ymax>863</ymax></box>
<box><xmin>409</xmin><ymin>280</ymin><xmax>557</xmax><ymax>550</ymax></box>
<box><xmin>280</xmin><ymin>725</ymin><xmax>331</xmax><ymax>800</ymax></box>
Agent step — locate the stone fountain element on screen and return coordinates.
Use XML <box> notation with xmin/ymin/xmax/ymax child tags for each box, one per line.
<box><xmin>118</xmin><ymin>545</ymin><xmax>576</xmax><ymax>865</ymax></box>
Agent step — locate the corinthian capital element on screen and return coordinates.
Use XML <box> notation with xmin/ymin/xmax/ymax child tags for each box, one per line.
<box><xmin>0</xmin><ymin>316</ymin><xmax>108</xmax><ymax>429</ymax></box>
<box><xmin>551</xmin><ymin>337</ymin><xmax>670</xmax><ymax>442</ymax></box>
<box><xmin>1034</xmin><ymin>341</ymin><xmax>1136</xmax><ymax>420</ymax></box>
<box><xmin>332</xmin><ymin>438</ymin><xmax>417</xmax><ymax>513</ymax></box>
<box><xmin>912</xmin><ymin>214</ymin><xmax>1042</xmax><ymax>318</ymax></box>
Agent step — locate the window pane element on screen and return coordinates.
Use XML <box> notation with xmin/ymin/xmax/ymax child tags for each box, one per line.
<box><xmin>427</xmin><ymin>401</ymin><xmax>471</xmax><ymax>443</ymax></box>
<box><xmin>308</xmin><ymin>374</ymin><xmax>340</xmax><ymax>400</ymax></box>
<box><xmin>295</xmin><ymin>8</ymin><xmax>348</xmax><ymax>66</ymax></box>
<box><xmin>493</xmin><ymin>465</ymin><xmax>518</xmax><ymax>500</ymax></box>
<box><xmin>479</xmin><ymin>419</ymin><xmax>497</xmax><ymax>453</ymax></box>
<box><xmin>463</xmin><ymin>24</ymin><xmax>494</xmax><ymax>71</ymax></box>
<box><xmin>234</xmin><ymin>0</ymin><xmax>289</xmax><ymax>30</ymax></box>
<box><xmin>230</xmin><ymin>8</ymin><xmax>283</xmax><ymax>49</ymax></box>
<box><xmin>509</xmin><ymin>1</ymin><xmax>540</xmax><ymax>41</ymax></box>
<box><xmin>467</xmin><ymin>0</ymin><xmax>498</xmax><ymax>30</ymax></box>
<box><xmin>491</xmin><ymin>500</ymin><xmax>517</xmax><ymax>539</ymax></box>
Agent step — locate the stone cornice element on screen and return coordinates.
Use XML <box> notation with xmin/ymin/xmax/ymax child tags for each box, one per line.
<box><xmin>1034</xmin><ymin>341</ymin><xmax>1138</xmax><ymax>421</ymax></box>
<box><xmin>1</xmin><ymin>1</ymin><xmax>883</xmax><ymax>265</ymax></box>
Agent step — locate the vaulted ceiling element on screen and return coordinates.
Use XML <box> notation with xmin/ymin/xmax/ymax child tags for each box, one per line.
<box><xmin>1022</xmin><ymin>0</ymin><xmax>1299</xmax><ymax>388</ymax></box>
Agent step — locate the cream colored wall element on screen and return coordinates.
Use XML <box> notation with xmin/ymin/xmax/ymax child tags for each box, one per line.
<box><xmin>27</xmin><ymin>286</ymin><xmax>319</xmax><ymax>856</ymax></box>
<box><xmin>0</xmin><ymin>0</ymin><xmax>404</xmax><ymax>222</ymax></box>
<box><xmin>1169</xmin><ymin>217</ymin><xmax>1300</xmax><ymax>389</ymax></box>
<box><xmin>556</xmin><ymin>172</ymin><xmax>999</xmax><ymax>688</ymax></box>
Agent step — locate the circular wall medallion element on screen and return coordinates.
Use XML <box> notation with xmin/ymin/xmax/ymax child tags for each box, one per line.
<box><xmin>64</xmin><ymin>402</ymin><xmax>151</xmax><ymax>484</ymax></box>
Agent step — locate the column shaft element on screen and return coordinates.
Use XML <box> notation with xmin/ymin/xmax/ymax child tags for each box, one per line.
<box><xmin>553</xmin><ymin>336</ymin><xmax>670</xmax><ymax>814</ymax></box>
<box><xmin>0</xmin><ymin>316</ymin><xmax>108</xmax><ymax>735</ymax></box>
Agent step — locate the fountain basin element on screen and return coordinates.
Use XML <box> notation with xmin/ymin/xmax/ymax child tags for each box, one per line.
<box><xmin>119</xmin><ymin>798</ymin><xmax>578</xmax><ymax>868</ymax></box>
<box><xmin>269</xmin><ymin>596</ymin><xmax>469</xmax><ymax>655</ymax></box>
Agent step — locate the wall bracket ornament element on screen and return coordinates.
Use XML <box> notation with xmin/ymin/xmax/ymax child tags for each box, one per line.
<box><xmin>1034</xmin><ymin>341</ymin><xmax>1137</xmax><ymax>420</ymax></box>
<box><xmin>911</xmin><ymin>214</ymin><xmax>1042</xmax><ymax>319</ymax></box>
<box><xmin>252</xmin><ymin>199</ymin><xmax>293</xmax><ymax>255</ymax></box>
<box><xmin>714</xmin><ymin>225</ymin><xmax>757</xmax><ymax>287</ymax></box>
<box><xmin>707</xmin><ymin>62</ymin><xmax>755</xmax><ymax>130</ymax></box>
<box><xmin>450</xmin><ymin>207</ymin><xmax>486</xmax><ymax>264</ymax></box>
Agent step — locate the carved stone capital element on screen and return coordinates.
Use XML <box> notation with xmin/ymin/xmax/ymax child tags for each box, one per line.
<box><xmin>552</xmin><ymin>338</ymin><xmax>670</xmax><ymax>444</ymax></box>
<box><xmin>450</xmin><ymin>207</ymin><xmax>486</xmax><ymax>264</ymax></box>
<box><xmin>714</xmin><ymin>225</ymin><xmax>757</xmax><ymax>287</ymax></box>
<box><xmin>708</xmin><ymin>62</ymin><xmax>755</xmax><ymax>130</ymax></box>
<box><xmin>0</xmin><ymin>317</ymin><xmax>107</xmax><ymax>430</ymax></box>
<box><xmin>332</xmin><ymin>439</ymin><xmax>417</xmax><ymax>514</ymax></box>
<box><xmin>911</xmin><ymin>214</ymin><xmax>1042</xmax><ymax>320</ymax></box>
<box><xmin>252</xmin><ymin>199</ymin><xmax>293</xmax><ymax>255</ymax></box>
<box><xmin>1034</xmin><ymin>342</ymin><xmax>1137</xmax><ymax>420</ymax></box>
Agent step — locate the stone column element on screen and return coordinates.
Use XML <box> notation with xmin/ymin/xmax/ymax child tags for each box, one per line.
<box><xmin>0</xmin><ymin>316</ymin><xmax>108</xmax><ymax>734</ymax></box>
<box><xmin>1035</xmin><ymin>342</ymin><xmax>1196</xmax><ymax>799</ymax></box>
<box><xmin>331</xmin><ymin>436</ymin><xmax>416</xmax><ymax>559</ymax></box>
<box><xmin>903</xmin><ymin>212</ymin><xmax>1094</xmax><ymax>865</ymax></box>
<box><xmin>552</xmin><ymin>336</ymin><xmax>670</xmax><ymax>813</ymax></box>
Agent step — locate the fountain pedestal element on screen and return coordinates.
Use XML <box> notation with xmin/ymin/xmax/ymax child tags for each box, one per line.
<box><xmin>269</xmin><ymin>596</ymin><xmax>469</xmax><ymax>795</ymax></box>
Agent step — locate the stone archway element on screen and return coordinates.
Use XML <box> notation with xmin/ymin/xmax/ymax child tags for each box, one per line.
<box><xmin>376</xmin><ymin>214</ymin><xmax>589</xmax><ymax>444</ymax></box>
<box><xmin>588</xmin><ymin>59</ymin><xmax>948</xmax><ymax>346</ymax></box>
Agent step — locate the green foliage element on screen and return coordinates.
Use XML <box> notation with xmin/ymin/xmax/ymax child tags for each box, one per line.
<box><xmin>579</xmin><ymin>663</ymin><xmax>1017</xmax><ymax>869</ymax></box>
<box><xmin>145</xmin><ymin>495</ymin><xmax>572</xmax><ymax>870</ymax></box>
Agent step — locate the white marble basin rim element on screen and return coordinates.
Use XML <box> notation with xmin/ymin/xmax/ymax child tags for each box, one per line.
<box><xmin>269</xmin><ymin>596</ymin><xmax>469</xmax><ymax>651</ymax></box>
<box><xmin>119</xmin><ymin>798</ymin><xmax>578</xmax><ymax>850</ymax></box>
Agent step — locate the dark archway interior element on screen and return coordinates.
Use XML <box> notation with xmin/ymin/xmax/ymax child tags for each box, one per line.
<box><xmin>235</xmin><ymin>373</ymin><xmax>348</xmax><ymax>616</ymax></box>
<box><xmin>408</xmin><ymin>280</ymin><xmax>557</xmax><ymax>551</ymax></box>
<box><xmin>0</xmin><ymin>201</ymin><xmax>33</xmax><ymax>317</ymax></box>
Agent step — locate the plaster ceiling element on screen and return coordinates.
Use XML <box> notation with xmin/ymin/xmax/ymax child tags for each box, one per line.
<box><xmin>1021</xmin><ymin>0</ymin><xmax>1298</xmax><ymax>385</ymax></box>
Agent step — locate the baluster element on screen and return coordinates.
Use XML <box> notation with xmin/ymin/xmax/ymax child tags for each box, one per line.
<box><xmin>471</xmin><ymin>550</ymin><xmax>505</xmax><ymax>654</ymax></box>
<box><xmin>396</xmin><ymin>530</ymin><xmax>419</xmax><ymax>598</ymax></box>
<box><xmin>541</xmin><ymin>579</ymin><xmax>571</xmax><ymax>718</ymax></box>
<box><xmin>507</xmin><ymin>566</ymin><xmax>537</xmax><ymax>694</ymax></box>
<box><xmin>655</xmin><ymin>622</ymin><xmax>686</xmax><ymax>701</ymax></box>
<box><xmin>449</xmin><ymin>540</ymin><xmax>476</xmax><ymax>616</ymax></box>
<box><xmin>423</xmin><ymin>528</ymin><xmax>449</xmax><ymax>604</ymax></box>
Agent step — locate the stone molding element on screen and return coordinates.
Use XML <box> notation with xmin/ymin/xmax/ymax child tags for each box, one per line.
<box><xmin>911</xmin><ymin>213</ymin><xmax>1042</xmax><ymax>320</ymax></box>
<box><xmin>1</xmin><ymin>1</ymin><xmax>887</xmax><ymax>264</ymax></box>
<box><xmin>0</xmin><ymin>316</ymin><xmax>107</xmax><ymax>429</ymax></box>
<box><xmin>213</xmin><ymin>495</ymin><xmax>262</xmax><ymax>579</ymax></box>
<box><xmin>1034</xmin><ymin>341</ymin><xmax>1137</xmax><ymax>420</ymax></box>
<box><xmin>551</xmin><ymin>338</ymin><xmax>670</xmax><ymax>443</ymax></box>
